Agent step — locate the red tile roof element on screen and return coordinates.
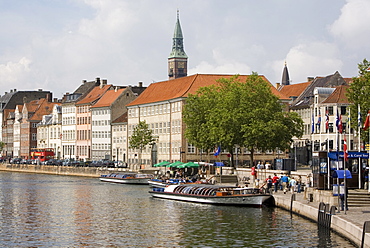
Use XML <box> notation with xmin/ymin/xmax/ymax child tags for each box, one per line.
<box><xmin>76</xmin><ymin>84</ymin><xmax>112</xmax><ymax>105</ymax></box>
<box><xmin>91</xmin><ymin>88</ymin><xmax>125</xmax><ymax>108</ymax></box>
<box><xmin>322</xmin><ymin>85</ymin><xmax>350</xmax><ymax>104</ymax></box>
<box><xmin>127</xmin><ymin>74</ymin><xmax>289</xmax><ymax>106</ymax></box>
<box><xmin>279</xmin><ymin>82</ymin><xmax>311</xmax><ymax>99</ymax></box>
<box><xmin>27</xmin><ymin>99</ymin><xmax>61</xmax><ymax>121</ymax></box>
<box><xmin>112</xmin><ymin>112</ymin><xmax>128</xmax><ymax>124</ymax></box>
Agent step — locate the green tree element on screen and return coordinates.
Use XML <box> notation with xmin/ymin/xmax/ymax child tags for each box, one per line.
<box><xmin>129</xmin><ymin>121</ymin><xmax>156</xmax><ymax>170</ymax></box>
<box><xmin>183</xmin><ymin>73</ymin><xmax>304</xmax><ymax>166</ymax></box>
<box><xmin>0</xmin><ymin>141</ymin><xmax>4</xmax><ymax>154</ymax></box>
<box><xmin>347</xmin><ymin>59</ymin><xmax>370</xmax><ymax>139</ymax></box>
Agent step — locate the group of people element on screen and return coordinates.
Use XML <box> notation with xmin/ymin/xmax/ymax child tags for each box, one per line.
<box><xmin>257</xmin><ymin>173</ymin><xmax>303</xmax><ymax>194</ymax></box>
<box><xmin>256</xmin><ymin>161</ymin><xmax>272</xmax><ymax>170</ymax></box>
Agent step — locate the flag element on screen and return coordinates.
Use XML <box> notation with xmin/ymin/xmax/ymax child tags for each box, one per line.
<box><xmin>336</xmin><ymin>109</ymin><xmax>343</xmax><ymax>133</ymax></box>
<box><xmin>311</xmin><ymin>113</ymin><xmax>315</xmax><ymax>134</ymax></box>
<box><xmin>214</xmin><ymin>146</ymin><xmax>221</xmax><ymax>156</ymax></box>
<box><xmin>317</xmin><ymin>110</ymin><xmax>321</xmax><ymax>131</ymax></box>
<box><xmin>358</xmin><ymin>105</ymin><xmax>362</xmax><ymax>127</ymax></box>
<box><xmin>343</xmin><ymin>135</ymin><xmax>348</xmax><ymax>162</ymax></box>
<box><xmin>325</xmin><ymin>110</ymin><xmax>329</xmax><ymax>131</ymax></box>
<box><xmin>364</xmin><ymin>110</ymin><xmax>370</xmax><ymax>131</ymax></box>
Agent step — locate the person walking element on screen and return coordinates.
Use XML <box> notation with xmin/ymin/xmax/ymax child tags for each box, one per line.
<box><xmin>281</xmin><ymin>174</ymin><xmax>289</xmax><ymax>194</ymax></box>
<box><xmin>296</xmin><ymin>175</ymin><xmax>302</xmax><ymax>193</ymax></box>
<box><xmin>265</xmin><ymin>175</ymin><xmax>273</xmax><ymax>193</ymax></box>
<box><xmin>340</xmin><ymin>182</ymin><xmax>349</xmax><ymax>211</ymax></box>
<box><xmin>272</xmin><ymin>173</ymin><xmax>280</xmax><ymax>193</ymax></box>
<box><xmin>289</xmin><ymin>177</ymin><xmax>297</xmax><ymax>193</ymax></box>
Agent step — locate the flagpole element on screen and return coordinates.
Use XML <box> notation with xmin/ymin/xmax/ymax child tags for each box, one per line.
<box><xmin>344</xmin><ymin>133</ymin><xmax>347</xmax><ymax>215</ymax></box>
<box><xmin>358</xmin><ymin>104</ymin><xmax>361</xmax><ymax>189</ymax></box>
<box><xmin>326</xmin><ymin>108</ymin><xmax>330</xmax><ymax>190</ymax></box>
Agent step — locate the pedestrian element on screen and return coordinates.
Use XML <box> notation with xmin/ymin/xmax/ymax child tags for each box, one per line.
<box><xmin>281</xmin><ymin>174</ymin><xmax>289</xmax><ymax>194</ymax></box>
<box><xmin>296</xmin><ymin>175</ymin><xmax>302</xmax><ymax>193</ymax></box>
<box><xmin>340</xmin><ymin>182</ymin><xmax>349</xmax><ymax>211</ymax></box>
<box><xmin>266</xmin><ymin>175</ymin><xmax>273</xmax><ymax>192</ymax></box>
<box><xmin>257</xmin><ymin>161</ymin><xmax>261</xmax><ymax>169</ymax></box>
<box><xmin>272</xmin><ymin>173</ymin><xmax>280</xmax><ymax>193</ymax></box>
<box><xmin>289</xmin><ymin>177</ymin><xmax>297</xmax><ymax>193</ymax></box>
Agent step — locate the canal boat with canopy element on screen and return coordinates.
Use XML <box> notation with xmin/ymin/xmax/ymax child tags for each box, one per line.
<box><xmin>100</xmin><ymin>173</ymin><xmax>153</xmax><ymax>185</ymax></box>
<box><xmin>149</xmin><ymin>185</ymin><xmax>274</xmax><ymax>207</ymax></box>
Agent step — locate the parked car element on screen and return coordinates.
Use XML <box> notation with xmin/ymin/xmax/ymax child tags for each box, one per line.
<box><xmin>114</xmin><ymin>160</ymin><xmax>127</xmax><ymax>168</ymax></box>
<box><xmin>10</xmin><ymin>158</ymin><xmax>22</xmax><ymax>164</ymax></box>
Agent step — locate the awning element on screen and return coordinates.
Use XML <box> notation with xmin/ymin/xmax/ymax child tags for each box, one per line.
<box><xmin>153</xmin><ymin>161</ymin><xmax>170</xmax><ymax>167</ymax></box>
<box><xmin>214</xmin><ymin>162</ymin><xmax>224</xmax><ymax>166</ymax></box>
<box><xmin>166</xmin><ymin>161</ymin><xmax>184</xmax><ymax>168</ymax></box>
<box><xmin>332</xmin><ymin>169</ymin><xmax>352</xmax><ymax>179</ymax></box>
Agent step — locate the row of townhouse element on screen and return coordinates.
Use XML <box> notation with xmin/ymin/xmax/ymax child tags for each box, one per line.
<box><xmin>0</xmin><ymin>70</ymin><xmax>359</xmax><ymax>170</ymax></box>
<box><xmin>36</xmin><ymin>78</ymin><xmax>146</xmax><ymax>162</ymax></box>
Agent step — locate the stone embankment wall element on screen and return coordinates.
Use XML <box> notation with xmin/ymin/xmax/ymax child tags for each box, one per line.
<box><xmin>0</xmin><ymin>163</ymin><xmax>132</xmax><ymax>177</ymax></box>
<box><xmin>274</xmin><ymin>192</ymin><xmax>370</xmax><ymax>248</ymax></box>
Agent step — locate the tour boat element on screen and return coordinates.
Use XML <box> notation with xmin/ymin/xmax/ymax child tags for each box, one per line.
<box><xmin>148</xmin><ymin>178</ymin><xmax>210</xmax><ymax>188</ymax></box>
<box><xmin>99</xmin><ymin>173</ymin><xmax>153</xmax><ymax>185</ymax></box>
<box><xmin>149</xmin><ymin>185</ymin><xmax>274</xmax><ymax>207</ymax></box>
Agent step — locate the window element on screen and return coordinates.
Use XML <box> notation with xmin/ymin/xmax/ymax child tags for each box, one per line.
<box><xmin>328</xmin><ymin>106</ymin><xmax>334</xmax><ymax>116</ymax></box>
<box><xmin>187</xmin><ymin>143</ymin><xmax>195</xmax><ymax>153</ymax></box>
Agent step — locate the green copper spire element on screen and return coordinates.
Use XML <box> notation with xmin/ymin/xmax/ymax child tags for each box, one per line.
<box><xmin>169</xmin><ymin>10</ymin><xmax>188</xmax><ymax>59</ymax></box>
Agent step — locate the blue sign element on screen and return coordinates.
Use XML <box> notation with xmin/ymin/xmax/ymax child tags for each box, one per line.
<box><xmin>328</xmin><ymin>152</ymin><xmax>369</xmax><ymax>160</ymax></box>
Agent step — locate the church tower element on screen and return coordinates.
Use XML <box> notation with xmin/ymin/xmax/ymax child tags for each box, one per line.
<box><xmin>168</xmin><ymin>11</ymin><xmax>188</xmax><ymax>80</ymax></box>
<box><xmin>281</xmin><ymin>61</ymin><xmax>290</xmax><ymax>85</ymax></box>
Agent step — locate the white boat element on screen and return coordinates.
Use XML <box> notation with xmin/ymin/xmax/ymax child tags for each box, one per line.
<box><xmin>99</xmin><ymin>173</ymin><xmax>153</xmax><ymax>185</ymax></box>
<box><xmin>149</xmin><ymin>185</ymin><xmax>274</xmax><ymax>207</ymax></box>
<box><xmin>148</xmin><ymin>178</ymin><xmax>210</xmax><ymax>188</ymax></box>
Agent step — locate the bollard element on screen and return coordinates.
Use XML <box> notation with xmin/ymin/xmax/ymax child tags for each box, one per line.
<box><xmin>361</xmin><ymin>221</ymin><xmax>370</xmax><ymax>248</ymax></box>
<box><xmin>290</xmin><ymin>193</ymin><xmax>296</xmax><ymax>215</ymax></box>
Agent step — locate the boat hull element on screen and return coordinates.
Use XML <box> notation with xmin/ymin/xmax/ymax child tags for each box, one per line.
<box><xmin>99</xmin><ymin>177</ymin><xmax>150</xmax><ymax>185</ymax></box>
<box><xmin>149</xmin><ymin>191</ymin><xmax>273</xmax><ymax>207</ymax></box>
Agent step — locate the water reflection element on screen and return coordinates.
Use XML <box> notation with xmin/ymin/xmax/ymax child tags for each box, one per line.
<box><xmin>0</xmin><ymin>172</ymin><xmax>355</xmax><ymax>247</ymax></box>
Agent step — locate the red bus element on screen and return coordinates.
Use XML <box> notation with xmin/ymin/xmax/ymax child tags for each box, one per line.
<box><xmin>30</xmin><ymin>148</ymin><xmax>55</xmax><ymax>162</ymax></box>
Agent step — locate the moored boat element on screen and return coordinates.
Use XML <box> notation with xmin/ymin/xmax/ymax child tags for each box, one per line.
<box><xmin>148</xmin><ymin>178</ymin><xmax>210</xmax><ymax>188</ymax></box>
<box><xmin>100</xmin><ymin>173</ymin><xmax>153</xmax><ymax>185</ymax></box>
<box><xmin>149</xmin><ymin>185</ymin><xmax>274</xmax><ymax>207</ymax></box>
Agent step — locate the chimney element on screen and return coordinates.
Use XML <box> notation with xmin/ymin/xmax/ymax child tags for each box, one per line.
<box><xmin>38</xmin><ymin>89</ymin><xmax>42</xmax><ymax>91</ymax></box>
<box><xmin>276</xmin><ymin>83</ymin><xmax>281</xmax><ymax>89</ymax></box>
<box><xmin>14</xmin><ymin>89</ymin><xmax>16</xmax><ymax>92</ymax></box>
<box><xmin>53</xmin><ymin>98</ymin><xmax>57</xmax><ymax>102</ymax></box>
<box><xmin>46</xmin><ymin>93</ymin><xmax>52</xmax><ymax>102</ymax></box>
<box><xmin>96</xmin><ymin>77</ymin><xmax>100</xmax><ymax>84</ymax></box>
<box><xmin>10</xmin><ymin>89</ymin><xmax>13</xmax><ymax>93</ymax></box>
<box><xmin>102</xmin><ymin>79</ymin><xmax>107</xmax><ymax>85</ymax></box>
<box><xmin>82</xmin><ymin>80</ymin><xmax>87</xmax><ymax>84</ymax></box>
<box><xmin>138</xmin><ymin>82</ymin><xmax>143</xmax><ymax>87</ymax></box>
<box><xmin>307</xmin><ymin>77</ymin><xmax>314</xmax><ymax>82</ymax></box>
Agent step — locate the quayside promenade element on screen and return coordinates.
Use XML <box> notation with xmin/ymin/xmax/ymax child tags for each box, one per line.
<box><xmin>274</xmin><ymin>189</ymin><xmax>370</xmax><ymax>248</ymax></box>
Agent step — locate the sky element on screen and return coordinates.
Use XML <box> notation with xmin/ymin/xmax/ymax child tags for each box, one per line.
<box><xmin>1</xmin><ymin>0</ymin><xmax>370</xmax><ymax>99</ymax></box>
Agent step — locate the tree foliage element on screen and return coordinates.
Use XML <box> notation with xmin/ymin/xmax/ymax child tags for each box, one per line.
<box><xmin>129</xmin><ymin>121</ymin><xmax>156</xmax><ymax>168</ymax></box>
<box><xmin>0</xmin><ymin>141</ymin><xmax>4</xmax><ymax>153</ymax></box>
<box><xmin>347</xmin><ymin>59</ymin><xmax>370</xmax><ymax>139</ymax></box>
<box><xmin>129</xmin><ymin>121</ymin><xmax>156</xmax><ymax>151</ymax></box>
<box><xmin>183</xmin><ymin>73</ymin><xmax>304</xmax><ymax>166</ymax></box>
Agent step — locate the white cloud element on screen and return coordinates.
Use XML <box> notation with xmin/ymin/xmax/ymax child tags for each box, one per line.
<box><xmin>330</xmin><ymin>0</ymin><xmax>370</xmax><ymax>48</ymax></box>
<box><xmin>271</xmin><ymin>42</ymin><xmax>343</xmax><ymax>83</ymax></box>
<box><xmin>0</xmin><ymin>57</ymin><xmax>31</xmax><ymax>82</ymax></box>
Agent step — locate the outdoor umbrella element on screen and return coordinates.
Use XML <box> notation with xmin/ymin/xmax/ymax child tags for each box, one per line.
<box><xmin>177</xmin><ymin>162</ymin><xmax>200</xmax><ymax>168</ymax></box>
<box><xmin>166</xmin><ymin>161</ymin><xmax>184</xmax><ymax>168</ymax></box>
<box><xmin>153</xmin><ymin>161</ymin><xmax>170</xmax><ymax>167</ymax></box>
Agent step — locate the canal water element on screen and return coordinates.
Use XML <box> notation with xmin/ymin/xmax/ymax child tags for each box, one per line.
<box><xmin>0</xmin><ymin>172</ymin><xmax>355</xmax><ymax>247</ymax></box>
